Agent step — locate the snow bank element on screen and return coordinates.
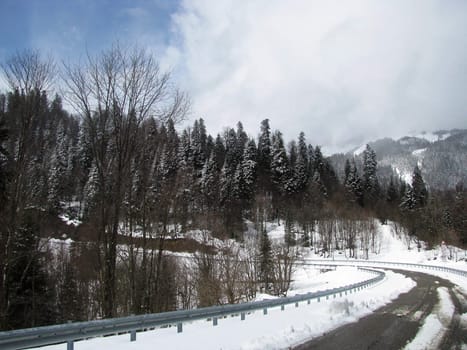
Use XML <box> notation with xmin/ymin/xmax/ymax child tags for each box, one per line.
<box><xmin>36</xmin><ymin>268</ymin><xmax>415</xmax><ymax>350</ymax></box>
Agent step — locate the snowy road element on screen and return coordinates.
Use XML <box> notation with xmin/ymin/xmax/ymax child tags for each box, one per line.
<box><xmin>294</xmin><ymin>269</ymin><xmax>467</xmax><ymax>350</ymax></box>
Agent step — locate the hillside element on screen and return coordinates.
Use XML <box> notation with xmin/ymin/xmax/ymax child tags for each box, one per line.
<box><xmin>330</xmin><ymin>129</ymin><xmax>467</xmax><ymax>189</ymax></box>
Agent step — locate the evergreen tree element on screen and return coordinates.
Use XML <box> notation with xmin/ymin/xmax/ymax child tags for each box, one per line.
<box><xmin>412</xmin><ymin>165</ymin><xmax>428</xmax><ymax>208</ymax></box>
<box><xmin>236</xmin><ymin>121</ymin><xmax>248</xmax><ymax>163</ymax></box>
<box><xmin>387</xmin><ymin>176</ymin><xmax>399</xmax><ymax>203</ymax></box>
<box><xmin>294</xmin><ymin>132</ymin><xmax>309</xmax><ymax>191</ymax></box>
<box><xmin>258</xmin><ymin>230</ymin><xmax>272</xmax><ymax>290</ymax></box>
<box><xmin>191</xmin><ymin>119</ymin><xmax>207</xmax><ymax>171</ymax></box>
<box><xmin>270</xmin><ymin>130</ymin><xmax>290</xmax><ymax>194</ymax></box>
<box><xmin>213</xmin><ymin>134</ymin><xmax>225</xmax><ymax>170</ymax></box>
<box><xmin>257</xmin><ymin>119</ymin><xmax>272</xmax><ymax>192</ymax></box>
<box><xmin>258</xmin><ymin>119</ymin><xmax>271</xmax><ymax>170</ymax></box>
<box><xmin>47</xmin><ymin>123</ymin><xmax>68</xmax><ymax>212</ymax></box>
<box><xmin>239</xmin><ymin>139</ymin><xmax>258</xmax><ymax>203</ymax></box>
<box><xmin>400</xmin><ymin>185</ymin><xmax>416</xmax><ymax>212</ymax></box>
<box><xmin>201</xmin><ymin>153</ymin><xmax>220</xmax><ymax>208</ymax></box>
<box><xmin>344</xmin><ymin>159</ymin><xmax>363</xmax><ymax>206</ymax></box>
<box><xmin>453</xmin><ymin>182</ymin><xmax>467</xmax><ymax>245</ymax></box>
<box><xmin>362</xmin><ymin>144</ymin><xmax>380</xmax><ymax>204</ymax></box>
<box><xmin>6</xmin><ymin>215</ymin><xmax>55</xmax><ymax>329</ymax></box>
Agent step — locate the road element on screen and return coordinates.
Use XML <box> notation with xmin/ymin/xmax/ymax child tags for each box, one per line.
<box><xmin>294</xmin><ymin>270</ymin><xmax>467</xmax><ymax>350</ymax></box>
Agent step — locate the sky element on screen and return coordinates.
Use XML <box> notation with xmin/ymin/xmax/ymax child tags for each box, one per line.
<box><xmin>1</xmin><ymin>0</ymin><xmax>466</xmax><ymax>154</ymax></box>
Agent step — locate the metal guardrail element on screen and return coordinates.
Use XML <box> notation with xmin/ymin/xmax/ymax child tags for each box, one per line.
<box><xmin>0</xmin><ymin>267</ymin><xmax>384</xmax><ymax>350</ymax></box>
<box><xmin>303</xmin><ymin>259</ymin><xmax>467</xmax><ymax>278</ymax></box>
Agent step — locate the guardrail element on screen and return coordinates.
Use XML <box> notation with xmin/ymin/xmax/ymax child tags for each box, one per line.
<box><xmin>0</xmin><ymin>267</ymin><xmax>384</xmax><ymax>350</ymax></box>
<box><xmin>303</xmin><ymin>259</ymin><xmax>467</xmax><ymax>278</ymax></box>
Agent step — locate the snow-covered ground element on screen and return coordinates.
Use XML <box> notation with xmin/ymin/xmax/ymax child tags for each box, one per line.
<box><xmin>36</xmin><ymin>220</ymin><xmax>467</xmax><ymax>349</ymax></box>
<box><xmin>36</xmin><ymin>267</ymin><xmax>414</xmax><ymax>350</ymax></box>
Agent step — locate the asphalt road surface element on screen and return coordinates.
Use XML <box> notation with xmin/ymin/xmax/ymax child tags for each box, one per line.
<box><xmin>294</xmin><ymin>270</ymin><xmax>467</xmax><ymax>350</ymax></box>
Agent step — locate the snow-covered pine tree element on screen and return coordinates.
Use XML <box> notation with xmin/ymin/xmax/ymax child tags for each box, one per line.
<box><xmin>236</xmin><ymin>121</ymin><xmax>248</xmax><ymax>164</ymax></box>
<box><xmin>48</xmin><ymin>122</ymin><xmax>68</xmax><ymax>212</ymax></box>
<box><xmin>362</xmin><ymin>144</ymin><xmax>380</xmax><ymax>205</ymax></box>
<box><xmin>400</xmin><ymin>185</ymin><xmax>416</xmax><ymax>212</ymax></box>
<box><xmin>344</xmin><ymin>159</ymin><xmax>363</xmax><ymax>206</ymax></box>
<box><xmin>240</xmin><ymin>138</ymin><xmax>258</xmax><ymax>202</ymax></box>
<box><xmin>294</xmin><ymin>132</ymin><xmax>309</xmax><ymax>191</ymax></box>
<box><xmin>270</xmin><ymin>130</ymin><xmax>290</xmax><ymax>194</ymax></box>
<box><xmin>213</xmin><ymin>134</ymin><xmax>226</xmax><ymax>170</ymax></box>
<box><xmin>201</xmin><ymin>153</ymin><xmax>220</xmax><ymax>208</ymax></box>
<box><xmin>411</xmin><ymin>165</ymin><xmax>428</xmax><ymax>208</ymax></box>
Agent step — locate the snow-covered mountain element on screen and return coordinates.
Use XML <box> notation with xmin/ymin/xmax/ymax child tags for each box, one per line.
<box><xmin>330</xmin><ymin>129</ymin><xmax>467</xmax><ymax>189</ymax></box>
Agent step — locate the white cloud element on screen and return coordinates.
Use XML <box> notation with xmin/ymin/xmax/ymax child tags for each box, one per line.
<box><xmin>165</xmin><ymin>0</ymin><xmax>467</xmax><ymax>153</ymax></box>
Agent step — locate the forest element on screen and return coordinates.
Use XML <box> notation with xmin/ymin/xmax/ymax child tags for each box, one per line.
<box><xmin>0</xmin><ymin>47</ymin><xmax>465</xmax><ymax>331</ymax></box>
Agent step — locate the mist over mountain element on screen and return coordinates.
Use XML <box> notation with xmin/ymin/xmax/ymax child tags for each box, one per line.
<box><xmin>330</xmin><ymin>129</ymin><xmax>467</xmax><ymax>190</ymax></box>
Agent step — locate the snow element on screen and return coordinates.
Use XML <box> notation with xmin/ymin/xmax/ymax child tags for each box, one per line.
<box><xmin>412</xmin><ymin>148</ymin><xmax>426</xmax><ymax>156</ymax></box>
<box><xmin>393</xmin><ymin>166</ymin><xmax>412</xmax><ymax>185</ymax></box>
<box><xmin>353</xmin><ymin>143</ymin><xmax>367</xmax><ymax>156</ymax></box>
<box><xmin>33</xmin><ymin>220</ymin><xmax>467</xmax><ymax>350</ymax></box>
<box><xmin>414</xmin><ymin>131</ymin><xmax>451</xmax><ymax>143</ymax></box>
<box><xmin>58</xmin><ymin>214</ymin><xmax>81</xmax><ymax>227</ymax></box>
<box><xmin>404</xmin><ymin>287</ymin><xmax>454</xmax><ymax>350</ymax></box>
<box><xmin>36</xmin><ymin>267</ymin><xmax>415</xmax><ymax>350</ymax></box>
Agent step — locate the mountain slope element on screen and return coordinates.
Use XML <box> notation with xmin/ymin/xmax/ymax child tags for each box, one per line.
<box><xmin>330</xmin><ymin>129</ymin><xmax>467</xmax><ymax>189</ymax></box>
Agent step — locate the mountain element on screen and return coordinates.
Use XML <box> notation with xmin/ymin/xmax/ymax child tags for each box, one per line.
<box><xmin>329</xmin><ymin>129</ymin><xmax>467</xmax><ymax>190</ymax></box>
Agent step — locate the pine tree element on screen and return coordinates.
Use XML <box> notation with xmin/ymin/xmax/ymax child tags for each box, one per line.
<box><xmin>258</xmin><ymin>229</ymin><xmax>272</xmax><ymax>290</ymax></box>
<box><xmin>6</xmin><ymin>215</ymin><xmax>56</xmax><ymax>328</ymax></box>
<box><xmin>257</xmin><ymin>119</ymin><xmax>272</xmax><ymax>193</ymax></box>
<box><xmin>201</xmin><ymin>153</ymin><xmax>220</xmax><ymax>208</ymax></box>
<box><xmin>412</xmin><ymin>165</ymin><xmax>428</xmax><ymax>208</ymax></box>
<box><xmin>453</xmin><ymin>182</ymin><xmax>467</xmax><ymax>245</ymax></box>
<box><xmin>48</xmin><ymin>123</ymin><xmax>68</xmax><ymax>212</ymax></box>
<box><xmin>400</xmin><ymin>186</ymin><xmax>416</xmax><ymax>211</ymax></box>
<box><xmin>213</xmin><ymin>134</ymin><xmax>225</xmax><ymax>170</ymax></box>
<box><xmin>258</xmin><ymin>119</ymin><xmax>271</xmax><ymax>170</ymax></box>
<box><xmin>294</xmin><ymin>132</ymin><xmax>309</xmax><ymax>191</ymax></box>
<box><xmin>362</xmin><ymin>144</ymin><xmax>380</xmax><ymax>204</ymax></box>
<box><xmin>191</xmin><ymin>119</ymin><xmax>207</xmax><ymax>171</ymax></box>
<box><xmin>344</xmin><ymin>159</ymin><xmax>363</xmax><ymax>206</ymax></box>
<box><xmin>387</xmin><ymin>176</ymin><xmax>399</xmax><ymax>203</ymax></box>
<box><xmin>270</xmin><ymin>130</ymin><xmax>290</xmax><ymax>194</ymax></box>
<box><xmin>236</xmin><ymin>121</ymin><xmax>248</xmax><ymax>163</ymax></box>
<box><xmin>239</xmin><ymin>139</ymin><xmax>258</xmax><ymax>202</ymax></box>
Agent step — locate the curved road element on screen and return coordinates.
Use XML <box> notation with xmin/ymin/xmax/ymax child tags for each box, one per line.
<box><xmin>294</xmin><ymin>270</ymin><xmax>467</xmax><ymax>350</ymax></box>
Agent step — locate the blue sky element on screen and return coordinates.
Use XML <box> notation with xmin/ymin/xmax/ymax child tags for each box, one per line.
<box><xmin>1</xmin><ymin>0</ymin><xmax>466</xmax><ymax>153</ymax></box>
<box><xmin>0</xmin><ymin>0</ymin><xmax>178</xmax><ymax>62</ymax></box>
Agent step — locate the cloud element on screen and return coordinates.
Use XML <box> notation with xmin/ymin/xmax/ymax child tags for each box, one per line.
<box><xmin>165</xmin><ymin>0</ymin><xmax>467</xmax><ymax>153</ymax></box>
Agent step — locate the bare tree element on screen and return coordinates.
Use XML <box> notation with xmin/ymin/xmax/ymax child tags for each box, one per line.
<box><xmin>62</xmin><ymin>44</ymin><xmax>189</xmax><ymax>318</ymax></box>
<box><xmin>271</xmin><ymin>244</ymin><xmax>300</xmax><ymax>296</ymax></box>
<box><xmin>1</xmin><ymin>49</ymin><xmax>55</xmax><ymax>93</ymax></box>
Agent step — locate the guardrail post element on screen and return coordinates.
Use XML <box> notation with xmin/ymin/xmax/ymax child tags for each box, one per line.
<box><xmin>241</xmin><ymin>312</ymin><xmax>245</xmax><ymax>320</ymax></box>
<box><xmin>213</xmin><ymin>317</ymin><xmax>218</xmax><ymax>326</ymax></box>
<box><xmin>130</xmin><ymin>329</ymin><xmax>136</xmax><ymax>342</ymax></box>
<box><xmin>177</xmin><ymin>322</ymin><xmax>183</xmax><ymax>333</ymax></box>
<box><xmin>67</xmin><ymin>321</ymin><xmax>74</xmax><ymax>350</ymax></box>
<box><xmin>263</xmin><ymin>308</ymin><xmax>268</xmax><ymax>315</ymax></box>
